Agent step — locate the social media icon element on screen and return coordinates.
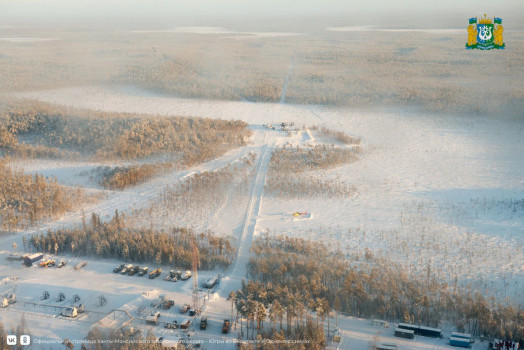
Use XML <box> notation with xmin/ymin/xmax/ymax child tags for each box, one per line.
<box><xmin>21</xmin><ymin>335</ymin><xmax>31</xmax><ymax>345</ymax></box>
<box><xmin>6</xmin><ymin>335</ymin><xmax>16</xmax><ymax>345</ymax></box>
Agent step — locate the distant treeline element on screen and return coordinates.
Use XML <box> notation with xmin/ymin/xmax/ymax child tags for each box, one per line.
<box><xmin>268</xmin><ymin>145</ymin><xmax>358</xmax><ymax>174</ymax></box>
<box><xmin>0</xmin><ymin>160</ymin><xmax>81</xmax><ymax>230</ymax></box>
<box><xmin>243</xmin><ymin>235</ymin><xmax>524</xmax><ymax>341</ymax></box>
<box><xmin>95</xmin><ymin>163</ymin><xmax>173</xmax><ymax>190</ymax></box>
<box><xmin>265</xmin><ymin>145</ymin><xmax>358</xmax><ymax>199</ymax></box>
<box><xmin>0</xmin><ymin>101</ymin><xmax>251</xmax><ymax>165</ymax></box>
<box><xmin>29</xmin><ymin>212</ymin><xmax>236</xmax><ymax>270</ymax></box>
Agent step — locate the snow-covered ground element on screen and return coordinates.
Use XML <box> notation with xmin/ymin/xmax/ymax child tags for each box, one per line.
<box><xmin>1</xmin><ymin>85</ymin><xmax>521</xmax><ymax>348</ymax></box>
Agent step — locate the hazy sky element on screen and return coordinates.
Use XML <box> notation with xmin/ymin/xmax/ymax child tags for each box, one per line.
<box><xmin>1</xmin><ymin>0</ymin><xmax>522</xmax><ymax>23</ymax></box>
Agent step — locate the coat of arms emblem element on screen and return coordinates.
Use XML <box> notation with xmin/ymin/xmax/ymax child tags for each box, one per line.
<box><xmin>466</xmin><ymin>14</ymin><xmax>505</xmax><ymax>50</ymax></box>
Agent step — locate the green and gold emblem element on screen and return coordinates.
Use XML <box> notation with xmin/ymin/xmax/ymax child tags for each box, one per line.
<box><xmin>466</xmin><ymin>14</ymin><xmax>505</xmax><ymax>50</ymax></box>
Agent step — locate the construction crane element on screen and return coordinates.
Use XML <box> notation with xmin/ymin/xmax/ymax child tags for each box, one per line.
<box><xmin>191</xmin><ymin>239</ymin><xmax>199</xmax><ymax>314</ymax></box>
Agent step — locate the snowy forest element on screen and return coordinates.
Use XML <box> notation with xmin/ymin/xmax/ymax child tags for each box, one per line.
<box><xmin>0</xmin><ymin>160</ymin><xmax>83</xmax><ymax>230</ymax></box>
<box><xmin>29</xmin><ymin>212</ymin><xmax>236</xmax><ymax>270</ymax></box>
<box><xmin>239</xmin><ymin>235</ymin><xmax>523</xmax><ymax>341</ymax></box>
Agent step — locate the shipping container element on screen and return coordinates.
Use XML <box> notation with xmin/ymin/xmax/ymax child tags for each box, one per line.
<box><xmin>398</xmin><ymin>323</ymin><xmax>419</xmax><ymax>333</ymax></box>
<box><xmin>419</xmin><ymin>326</ymin><xmax>442</xmax><ymax>338</ymax></box>
<box><xmin>450</xmin><ymin>336</ymin><xmax>470</xmax><ymax>348</ymax></box>
<box><xmin>376</xmin><ymin>342</ymin><xmax>398</xmax><ymax>350</ymax></box>
<box><xmin>23</xmin><ymin>253</ymin><xmax>43</xmax><ymax>266</ymax></box>
<box><xmin>451</xmin><ymin>332</ymin><xmax>471</xmax><ymax>340</ymax></box>
<box><xmin>394</xmin><ymin>328</ymin><xmax>414</xmax><ymax>340</ymax></box>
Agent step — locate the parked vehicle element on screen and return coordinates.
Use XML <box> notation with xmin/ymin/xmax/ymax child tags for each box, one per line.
<box><xmin>166</xmin><ymin>270</ymin><xmax>179</xmax><ymax>282</ymax></box>
<box><xmin>2</xmin><ymin>294</ymin><xmax>15</xmax><ymax>307</ymax></box>
<box><xmin>222</xmin><ymin>319</ymin><xmax>230</xmax><ymax>334</ymax></box>
<box><xmin>23</xmin><ymin>253</ymin><xmax>43</xmax><ymax>267</ymax></box>
<box><xmin>113</xmin><ymin>264</ymin><xmax>125</xmax><ymax>273</ymax></box>
<box><xmin>149</xmin><ymin>268</ymin><xmax>161</xmax><ymax>279</ymax></box>
<box><xmin>57</xmin><ymin>261</ymin><xmax>67</xmax><ymax>268</ymax></box>
<box><xmin>180</xmin><ymin>304</ymin><xmax>190</xmax><ymax>314</ymax></box>
<box><xmin>61</xmin><ymin>307</ymin><xmax>78</xmax><ymax>318</ymax></box>
<box><xmin>376</xmin><ymin>342</ymin><xmax>397</xmax><ymax>350</ymax></box>
<box><xmin>163</xmin><ymin>300</ymin><xmax>174</xmax><ymax>310</ymax></box>
<box><xmin>146</xmin><ymin>311</ymin><xmax>160</xmax><ymax>325</ymax></box>
<box><xmin>165</xmin><ymin>320</ymin><xmax>178</xmax><ymax>329</ymax></box>
<box><xmin>138</xmin><ymin>267</ymin><xmax>148</xmax><ymax>276</ymax></box>
<box><xmin>121</xmin><ymin>264</ymin><xmax>133</xmax><ymax>274</ymax></box>
<box><xmin>74</xmin><ymin>262</ymin><xmax>87</xmax><ymax>270</ymax></box>
<box><xmin>204</xmin><ymin>275</ymin><xmax>219</xmax><ymax>288</ymax></box>
<box><xmin>200</xmin><ymin>316</ymin><xmax>207</xmax><ymax>330</ymax></box>
<box><xmin>39</xmin><ymin>259</ymin><xmax>56</xmax><ymax>268</ymax></box>
<box><xmin>180</xmin><ymin>271</ymin><xmax>192</xmax><ymax>280</ymax></box>
<box><xmin>128</xmin><ymin>265</ymin><xmax>140</xmax><ymax>276</ymax></box>
<box><xmin>180</xmin><ymin>319</ymin><xmax>190</xmax><ymax>329</ymax></box>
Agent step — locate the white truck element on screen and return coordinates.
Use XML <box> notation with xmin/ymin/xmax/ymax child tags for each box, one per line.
<box><xmin>180</xmin><ymin>270</ymin><xmax>192</xmax><ymax>280</ymax></box>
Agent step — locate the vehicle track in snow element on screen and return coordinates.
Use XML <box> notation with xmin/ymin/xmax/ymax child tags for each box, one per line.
<box><xmin>219</xmin><ymin>132</ymin><xmax>275</xmax><ymax>296</ymax></box>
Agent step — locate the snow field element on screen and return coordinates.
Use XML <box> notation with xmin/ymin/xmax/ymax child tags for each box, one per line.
<box><xmin>1</xmin><ymin>85</ymin><xmax>521</xmax><ymax>348</ymax></box>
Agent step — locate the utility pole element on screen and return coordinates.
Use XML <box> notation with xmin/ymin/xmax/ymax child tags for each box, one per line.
<box><xmin>191</xmin><ymin>239</ymin><xmax>199</xmax><ymax>314</ymax></box>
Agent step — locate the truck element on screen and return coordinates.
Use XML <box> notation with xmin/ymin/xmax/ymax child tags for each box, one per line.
<box><xmin>121</xmin><ymin>264</ymin><xmax>133</xmax><ymax>274</ymax></box>
<box><xmin>180</xmin><ymin>270</ymin><xmax>192</xmax><ymax>280</ymax></box>
<box><xmin>162</xmin><ymin>299</ymin><xmax>174</xmax><ymax>310</ymax></box>
<box><xmin>128</xmin><ymin>265</ymin><xmax>140</xmax><ymax>276</ymax></box>
<box><xmin>149</xmin><ymin>268</ymin><xmax>161</xmax><ymax>279</ymax></box>
<box><xmin>113</xmin><ymin>264</ymin><xmax>125</xmax><ymax>273</ymax></box>
<box><xmin>180</xmin><ymin>319</ymin><xmax>190</xmax><ymax>329</ymax></box>
<box><xmin>165</xmin><ymin>270</ymin><xmax>179</xmax><ymax>282</ymax></box>
<box><xmin>146</xmin><ymin>311</ymin><xmax>160</xmax><ymax>325</ymax></box>
<box><xmin>222</xmin><ymin>320</ymin><xmax>230</xmax><ymax>334</ymax></box>
<box><xmin>61</xmin><ymin>307</ymin><xmax>78</xmax><ymax>318</ymax></box>
<box><xmin>180</xmin><ymin>304</ymin><xmax>190</xmax><ymax>314</ymax></box>
<box><xmin>39</xmin><ymin>259</ymin><xmax>56</xmax><ymax>268</ymax></box>
<box><xmin>200</xmin><ymin>316</ymin><xmax>207</xmax><ymax>330</ymax></box>
<box><xmin>23</xmin><ymin>253</ymin><xmax>43</xmax><ymax>267</ymax></box>
<box><xmin>138</xmin><ymin>267</ymin><xmax>148</xmax><ymax>276</ymax></box>
<box><xmin>204</xmin><ymin>275</ymin><xmax>219</xmax><ymax>288</ymax></box>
